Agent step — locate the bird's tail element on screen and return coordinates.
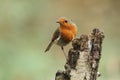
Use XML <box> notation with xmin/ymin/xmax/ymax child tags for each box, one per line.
<box><xmin>45</xmin><ymin>41</ymin><xmax>53</xmax><ymax>52</ymax></box>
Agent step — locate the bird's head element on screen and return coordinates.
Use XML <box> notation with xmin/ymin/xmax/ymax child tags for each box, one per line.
<box><xmin>56</xmin><ymin>17</ymin><xmax>77</xmax><ymax>36</ymax></box>
<box><xmin>56</xmin><ymin>17</ymin><xmax>75</xmax><ymax>29</ymax></box>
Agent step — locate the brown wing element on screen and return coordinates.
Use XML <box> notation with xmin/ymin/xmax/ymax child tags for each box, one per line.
<box><xmin>51</xmin><ymin>28</ymin><xmax>60</xmax><ymax>42</ymax></box>
<box><xmin>45</xmin><ymin>28</ymin><xmax>60</xmax><ymax>52</ymax></box>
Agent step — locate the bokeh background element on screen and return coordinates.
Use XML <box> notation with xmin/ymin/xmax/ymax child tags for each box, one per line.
<box><xmin>0</xmin><ymin>0</ymin><xmax>120</xmax><ymax>80</ymax></box>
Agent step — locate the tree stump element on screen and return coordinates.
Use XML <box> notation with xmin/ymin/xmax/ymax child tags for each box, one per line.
<box><xmin>55</xmin><ymin>28</ymin><xmax>105</xmax><ymax>80</ymax></box>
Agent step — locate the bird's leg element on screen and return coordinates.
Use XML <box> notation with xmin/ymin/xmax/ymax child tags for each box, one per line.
<box><xmin>61</xmin><ymin>46</ymin><xmax>68</xmax><ymax>61</ymax></box>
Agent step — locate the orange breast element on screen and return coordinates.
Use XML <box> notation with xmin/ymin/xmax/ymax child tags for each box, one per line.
<box><xmin>60</xmin><ymin>28</ymin><xmax>74</xmax><ymax>43</ymax></box>
<box><xmin>58</xmin><ymin>23</ymin><xmax>77</xmax><ymax>46</ymax></box>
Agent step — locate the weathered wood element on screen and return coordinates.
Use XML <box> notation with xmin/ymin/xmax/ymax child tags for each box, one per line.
<box><xmin>55</xmin><ymin>28</ymin><xmax>104</xmax><ymax>80</ymax></box>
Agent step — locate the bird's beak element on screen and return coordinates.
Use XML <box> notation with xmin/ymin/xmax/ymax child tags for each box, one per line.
<box><xmin>56</xmin><ymin>21</ymin><xmax>60</xmax><ymax>23</ymax></box>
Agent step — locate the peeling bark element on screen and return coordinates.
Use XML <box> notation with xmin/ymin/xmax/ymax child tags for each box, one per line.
<box><xmin>55</xmin><ymin>28</ymin><xmax>105</xmax><ymax>80</ymax></box>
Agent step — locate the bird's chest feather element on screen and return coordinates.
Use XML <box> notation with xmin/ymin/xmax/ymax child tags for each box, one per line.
<box><xmin>61</xmin><ymin>30</ymin><xmax>74</xmax><ymax>41</ymax></box>
<box><xmin>57</xmin><ymin>28</ymin><xmax>74</xmax><ymax>45</ymax></box>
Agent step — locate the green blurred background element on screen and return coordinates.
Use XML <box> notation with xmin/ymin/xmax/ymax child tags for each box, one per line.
<box><xmin>0</xmin><ymin>0</ymin><xmax>120</xmax><ymax>80</ymax></box>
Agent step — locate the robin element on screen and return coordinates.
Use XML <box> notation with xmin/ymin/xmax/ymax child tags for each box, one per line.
<box><xmin>45</xmin><ymin>17</ymin><xmax>77</xmax><ymax>60</ymax></box>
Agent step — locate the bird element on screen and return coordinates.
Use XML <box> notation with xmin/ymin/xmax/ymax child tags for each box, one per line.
<box><xmin>45</xmin><ymin>17</ymin><xmax>77</xmax><ymax>60</ymax></box>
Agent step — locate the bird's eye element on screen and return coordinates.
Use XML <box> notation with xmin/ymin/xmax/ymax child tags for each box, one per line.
<box><xmin>64</xmin><ymin>20</ymin><xmax>68</xmax><ymax>23</ymax></box>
